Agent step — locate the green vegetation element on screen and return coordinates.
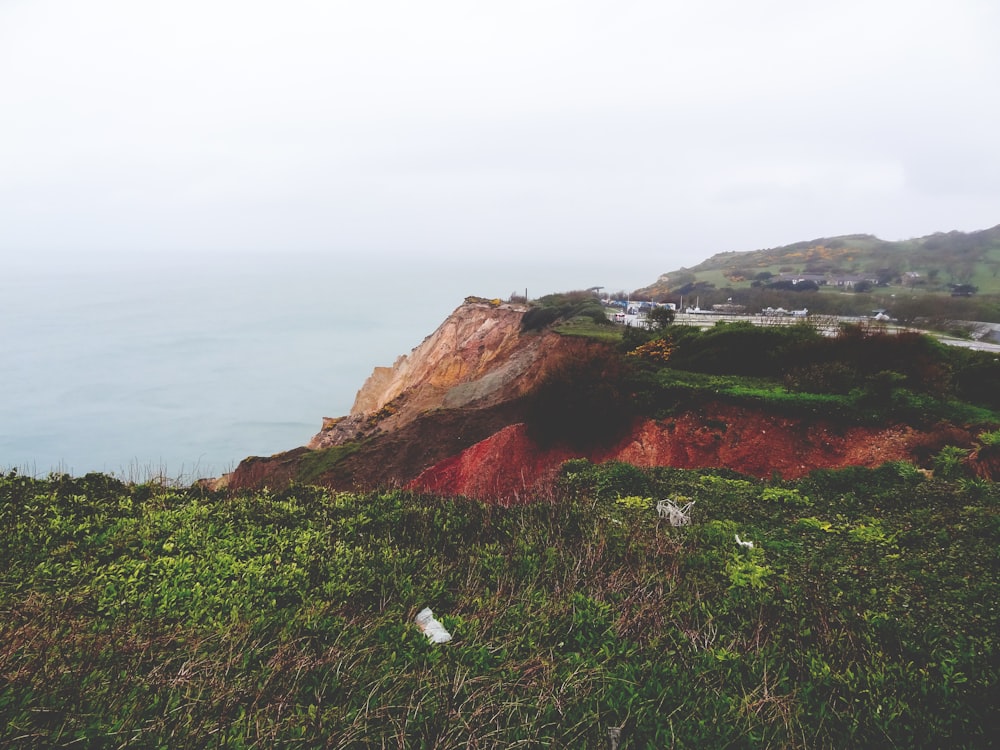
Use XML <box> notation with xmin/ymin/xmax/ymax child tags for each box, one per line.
<box><xmin>529</xmin><ymin>321</ymin><xmax>1000</xmax><ymax>436</ymax></box>
<box><xmin>645</xmin><ymin>305</ymin><xmax>676</xmax><ymax>330</ymax></box>
<box><xmin>521</xmin><ymin>290</ymin><xmax>613</xmax><ymax>333</ymax></box>
<box><xmin>296</xmin><ymin>442</ymin><xmax>361</xmax><ymax>485</ymax></box>
<box><xmin>2</xmin><ymin>465</ymin><xmax>997</xmax><ymax>747</ymax></box>
<box><xmin>978</xmin><ymin>429</ymin><xmax>1000</xmax><ymax>447</ymax></box>
<box><xmin>4</xmin><ymin>280</ymin><xmax>999</xmax><ymax>746</ymax></box>
<box><xmin>633</xmin><ymin>225</ymin><xmax>1000</xmax><ymax>323</ymax></box>
<box><xmin>551</xmin><ymin>316</ymin><xmax>622</xmax><ymax>341</ymax></box>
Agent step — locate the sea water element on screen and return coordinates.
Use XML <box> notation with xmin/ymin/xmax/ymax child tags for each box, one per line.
<box><xmin>2</xmin><ymin>251</ymin><xmax>657</xmax><ymax>480</ymax></box>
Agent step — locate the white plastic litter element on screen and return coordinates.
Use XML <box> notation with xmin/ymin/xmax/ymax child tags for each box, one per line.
<box><xmin>735</xmin><ymin>533</ymin><xmax>754</xmax><ymax>549</ymax></box>
<box><xmin>657</xmin><ymin>498</ymin><xmax>695</xmax><ymax>526</ymax></box>
<box><xmin>415</xmin><ymin>607</ymin><xmax>453</xmax><ymax>644</ymax></box>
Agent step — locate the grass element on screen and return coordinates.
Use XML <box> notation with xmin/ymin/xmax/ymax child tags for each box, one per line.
<box><xmin>644</xmin><ymin>368</ymin><xmax>1000</xmax><ymax>425</ymax></box>
<box><xmin>1</xmin><ymin>465</ymin><xmax>997</xmax><ymax>747</ymax></box>
<box><xmin>552</xmin><ymin>315</ymin><xmax>623</xmax><ymax>341</ymax></box>
<box><xmin>295</xmin><ymin>442</ymin><xmax>362</xmax><ymax>484</ymax></box>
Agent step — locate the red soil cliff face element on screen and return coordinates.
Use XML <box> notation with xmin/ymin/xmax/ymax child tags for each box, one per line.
<box><xmin>408</xmin><ymin>408</ymin><xmax>966</xmax><ymax>502</ymax></box>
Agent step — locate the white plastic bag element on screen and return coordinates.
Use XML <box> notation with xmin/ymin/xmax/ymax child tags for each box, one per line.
<box><xmin>415</xmin><ymin>607</ymin><xmax>452</xmax><ymax>643</ymax></box>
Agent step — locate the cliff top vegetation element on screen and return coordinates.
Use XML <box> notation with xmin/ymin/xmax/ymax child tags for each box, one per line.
<box><xmin>527</xmin><ymin>319</ymin><xmax>1000</xmax><ymax>451</ymax></box>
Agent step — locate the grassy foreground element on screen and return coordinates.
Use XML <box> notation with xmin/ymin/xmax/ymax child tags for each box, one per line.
<box><xmin>1</xmin><ymin>465</ymin><xmax>998</xmax><ymax>748</ymax></box>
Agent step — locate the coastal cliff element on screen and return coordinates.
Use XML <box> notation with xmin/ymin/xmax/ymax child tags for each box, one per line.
<box><xmin>307</xmin><ymin>299</ymin><xmax>549</xmax><ymax>451</ymax></box>
<box><xmin>229</xmin><ymin>299</ymin><xmax>611</xmax><ymax>492</ymax></box>
<box><xmin>227</xmin><ymin>298</ymin><xmax>987</xmax><ymax>499</ymax></box>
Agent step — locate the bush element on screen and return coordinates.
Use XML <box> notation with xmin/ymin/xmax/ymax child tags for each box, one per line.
<box><xmin>520</xmin><ymin>291</ymin><xmax>610</xmax><ymax>332</ymax></box>
<box><xmin>978</xmin><ymin>430</ymin><xmax>1000</xmax><ymax>447</ymax></box>
<box><xmin>525</xmin><ymin>353</ymin><xmax>638</xmax><ymax>450</ymax></box>
<box><xmin>932</xmin><ymin>445</ymin><xmax>971</xmax><ymax>480</ymax></box>
<box><xmin>953</xmin><ymin>353</ymin><xmax>1000</xmax><ymax>410</ymax></box>
<box><xmin>667</xmin><ymin>322</ymin><xmax>823</xmax><ymax>378</ymax></box>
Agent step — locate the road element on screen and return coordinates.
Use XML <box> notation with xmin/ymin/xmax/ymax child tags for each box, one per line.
<box><xmin>615</xmin><ymin>312</ymin><xmax>1000</xmax><ymax>353</ymax></box>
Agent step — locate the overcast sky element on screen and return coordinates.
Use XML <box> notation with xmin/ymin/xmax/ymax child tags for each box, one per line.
<box><xmin>2</xmin><ymin>0</ymin><xmax>999</xmax><ymax>276</ymax></box>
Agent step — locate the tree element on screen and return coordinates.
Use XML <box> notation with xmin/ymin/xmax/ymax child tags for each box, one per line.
<box><xmin>525</xmin><ymin>353</ymin><xmax>636</xmax><ymax>449</ymax></box>
<box><xmin>647</xmin><ymin>305</ymin><xmax>676</xmax><ymax>330</ymax></box>
<box><xmin>854</xmin><ymin>280</ymin><xmax>875</xmax><ymax>294</ymax></box>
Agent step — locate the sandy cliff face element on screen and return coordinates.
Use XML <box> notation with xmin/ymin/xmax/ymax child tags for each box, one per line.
<box><xmin>306</xmin><ymin>300</ymin><xmax>596</xmax><ymax>451</ymax></box>
<box><xmin>349</xmin><ymin>303</ymin><xmax>527</xmax><ymax>416</ymax></box>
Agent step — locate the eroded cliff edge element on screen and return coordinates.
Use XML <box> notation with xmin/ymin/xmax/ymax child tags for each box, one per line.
<box><xmin>306</xmin><ymin>300</ymin><xmax>552</xmax><ymax>451</ymax></box>
<box><xmin>229</xmin><ymin>299</ymin><xmax>612</xmax><ymax>492</ymax></box>
<box><xmin>227</xmin><ymin>298</ymin><xmax>983</xmax><ymax>499</ymax></box>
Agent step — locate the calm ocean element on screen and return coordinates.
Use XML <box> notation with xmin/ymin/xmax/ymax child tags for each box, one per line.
<box><xmin>3</xmin><ymin>252</ymin><xmax>657</xmax><ymax>480</ymax></box>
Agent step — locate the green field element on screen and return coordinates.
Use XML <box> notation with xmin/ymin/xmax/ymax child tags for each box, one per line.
<box><xmin>2</xmin><ymin>463</ymin><xmax>998</xmax><ymax>747</ymax></box>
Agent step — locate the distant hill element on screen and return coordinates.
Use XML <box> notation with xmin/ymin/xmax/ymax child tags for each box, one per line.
<box><xmin>635</xmin><ymin>224</ymin><xmax>1000</xmax><ymax>299</ymax></box>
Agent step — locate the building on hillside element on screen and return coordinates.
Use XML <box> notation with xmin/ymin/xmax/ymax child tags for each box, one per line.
<box><xmin>830</xmin><ymin>275</ymin><xmax>880</xmax><ymax>288</ymax></box>
<box><xmin>778</xmin><ymin>273</ymin><xmax>828</xmax><ymax>285</ymax></box>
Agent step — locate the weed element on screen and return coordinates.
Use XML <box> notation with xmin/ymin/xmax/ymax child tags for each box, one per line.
<box><xmin>0</xmin><ymin>466</ymin><xmax>996</xmax><ymax>747</ymax></box>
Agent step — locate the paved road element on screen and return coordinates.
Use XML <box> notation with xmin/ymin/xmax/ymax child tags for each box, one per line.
<box><xmin>616</xmin><ymin>312</ymin><xmax>1000</xmax><ymax>353</ymax></box>
<box><xmin>933</xmin><ymin>337</ymin><xmax>1000</xmax><ymax>353</ymax></box>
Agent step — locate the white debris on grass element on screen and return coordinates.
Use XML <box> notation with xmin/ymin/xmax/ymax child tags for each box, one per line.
<box><xmin>657</xmin><ymin>498</ymin><xmax>695</xmax><ymax>526</ymax></box>
<box><xmin>415</xmin><ymin>607</ymin><xmax>453</xmax><ymax>643</ymax></box>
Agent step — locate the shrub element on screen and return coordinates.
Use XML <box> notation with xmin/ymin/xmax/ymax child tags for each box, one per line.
<box><xmin>646</xmin><ymin>305</ymin><xmax>675</xmax><ymax>329</ymax></box>
<box><xmin>520</xmin><ymin>291</ymin><xmax>610</xmax><ymax>332</ymax></box>
<box><xmin>761</xmin><ymin>487</ymin><xmax>812</xmax><ymax>507</ymax></box>
<box><xmin>784</xmin><ymin>361</ymin><xmax>860</xmax><ymax>394</ymax></box>
<box><xmin>932</xmin><ymin>445</ymin><xmax>971</xmax><ymax>480</ymax></box>
<box><xmin>953</xmin><ymin>353</ymin><xmax>1000</xmax><ymax>410</ymax></box>
<box><xmin>626</xmin><ymin>336</ymin><xmax>674</xmax><ymax>363</ymax></box>
<box><xmin>520</xmin><ymin>305</ymin><xmax>561</xmax><ymax>332</ymax></box>
<box><xmin>977</xmin><ymin>429</ymin><xmax>1000</xmax><ymax>447</ymax></box>
<box><xmin>525</xmin><ymin>353</ymin><xmax>638</xmax><ymax>450</ymax></box>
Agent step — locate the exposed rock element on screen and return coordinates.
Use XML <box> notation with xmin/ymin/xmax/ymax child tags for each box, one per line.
<box><xmin>304</xmin><ymin>300</ymin><xmax>600</xmax><ymax>452</ymax></box>
<box><xmin>320</xmin><ymin>417</ymin><xmax>344</xmax><ymax>431</ymax></box>
<box><xmin>307</xmin><ymin>301</ymin><xmax>537</xmax><ymax>449</ymax></box>
<box><xmin>349</xmin><ymin>302</ymin><xmax>529</xmax><ymax>415</ymax></box>
<box><xmin>233</xmin><ymin>299</ymin><xmax>602</xmax><ymax>491</ymax></box>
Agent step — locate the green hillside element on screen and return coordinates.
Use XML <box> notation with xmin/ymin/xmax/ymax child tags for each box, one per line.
<box><xmin>2</xmin><ymin>463</ymin><xmax>998</xmax><ymax>747</ymax></box>
<box><xmin>636</xmin><ymin>225</ymin><xmax>1000</xmax><ymax>302</ymax></box>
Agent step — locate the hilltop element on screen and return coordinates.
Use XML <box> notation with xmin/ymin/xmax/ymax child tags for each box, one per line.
<box><xmin>634</xmin><ymin>225</ymin><xmax>1000</xmax><ymax>313</ymax></box>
